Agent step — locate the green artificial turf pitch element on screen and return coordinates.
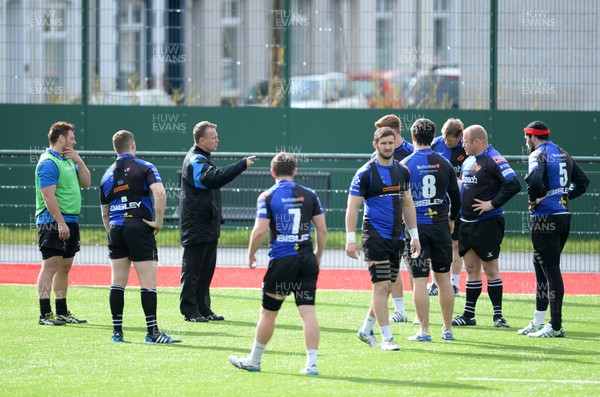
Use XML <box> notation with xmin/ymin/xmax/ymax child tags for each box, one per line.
<box><xmin>1</xmin><ymin>285</ymin><xmax>599</xmax><ymax>396</ymax></box>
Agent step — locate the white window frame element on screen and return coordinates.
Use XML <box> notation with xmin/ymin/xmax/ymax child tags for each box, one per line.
<box><xmin>118</xmin><ymin>0</ymin><xmax>147</xmax><ymax>90</ymax></box>
<box><xmin>376</xmin><ymin>0</ymin><xmax>394</xmax><ymax>71</ymax></box>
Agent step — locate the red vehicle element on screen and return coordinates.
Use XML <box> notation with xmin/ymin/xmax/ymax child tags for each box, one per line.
<box><xmin>348</xmin><ymin>70</ymin><xmax>413</xmax><ymax>109</ymax></box>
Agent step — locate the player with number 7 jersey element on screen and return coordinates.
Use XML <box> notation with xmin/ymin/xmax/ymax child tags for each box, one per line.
<box><xmin>256</xmin><ymin>178</ymin><xmax>324</xmax><ymax>259</ymax></box>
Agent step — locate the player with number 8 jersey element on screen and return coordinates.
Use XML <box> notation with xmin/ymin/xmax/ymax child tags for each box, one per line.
<box><xmin>401</xmin><ymin>118</ymin><xmax>460</xmax><ymax>341</ymax></box>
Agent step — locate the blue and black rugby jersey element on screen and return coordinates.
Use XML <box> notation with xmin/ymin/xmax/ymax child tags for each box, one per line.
<box><xmin>349</xmin><ymin>159</ymin><xmax>410</xmax><ymax>240</ymax></box>
<box><xmin>401</xmin><ymin>149</ymin><xmax>460</xmax><ymax>224</ymax></box>
<box><xmin>431</xmin><ymin>136</ymin><xmax>467</xmax><ymax>177</ymax></box>
<box><xmin>460</xmin><ymin>146</ymin><xmax>521</xmax><ymax>222</ymax></box>
<box><xmin>371</xmin><ymin>139</ymin><xmax>414</xmax><ymax>163</ymax></box>
<box><xmin>525</xmin><ymin>140</ymin><xmax>589</xmax><ymax>217</ymax></box>
<box><xmin>100</xmin><ymin>154</ymin><xmax>162</xmax><ymax>229</ymax></box>
<box><xmin>256</xmin><ymin>179</ymin><xmax>323</xmax><ymax>260</ymax></box>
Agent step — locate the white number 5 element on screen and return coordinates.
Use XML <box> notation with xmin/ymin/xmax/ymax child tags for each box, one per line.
<box><xmin>559</xmin><ymin>162</ymin><xmax>567</xmax><ymax>187</ymax></box>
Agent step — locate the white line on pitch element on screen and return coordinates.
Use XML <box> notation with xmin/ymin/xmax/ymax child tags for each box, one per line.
<box><xmin>458</xmin><ymin>378</ymin><xmax>600</xmax><ymax>385</ymax></box>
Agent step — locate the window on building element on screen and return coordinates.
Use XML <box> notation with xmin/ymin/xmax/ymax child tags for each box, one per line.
<box><xmin>222</xmin><ymin>0</ymin><xmax>241</xmax><ymax>95</ymax></box>
<box><xmin>291</xmin><ymin>0</ymin><xmax>310</xmax><ymax>76</ymax></box>
<box><xmin>433</xmin><ymin>0</ymin><xmax>450</xmax><ymax>64</ymax></box>
<box><xmin>117</xmin><ymin>0</ymin><xmax>146</xmax><ymax>90</ymax></box>
<box><xmin>42</xmin><ymin>3</ymin><xmax>67</xmax><ymax>101</ymax></box>
<box><xmin>376</xmin><ymin>0</ymin><xmax>394</xmax><ymax>71</ymax></box>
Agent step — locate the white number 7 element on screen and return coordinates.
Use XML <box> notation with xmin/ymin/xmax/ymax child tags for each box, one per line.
<box><xmin>288</xmin><ymin>208</ymin><xmax>301</xmax><ymax>234</ymax></box>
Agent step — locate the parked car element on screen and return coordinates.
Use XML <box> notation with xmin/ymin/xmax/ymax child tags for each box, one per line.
<box><xmin>89</xmin><ymin>89</ymin><xmax>175</xmax><ymax>106</ymax></box>
<box><xmin>240</xmin><ymin>73</ymin><xmax>368</xmax><ymax>108</ymax></box>
<box><xmin>405</xmin><ymin>66</ymin><xmax>460</xmax><ymax>109</ymax></box>
<box><xmin>348</xmin><ymin>69</ymin><xmax>413</xmax><ymax>108</ymax></box>
<box><xmin>240</xmin><ymin>80</ymin><xmax>276</xmax><ymax>107</ymax></box>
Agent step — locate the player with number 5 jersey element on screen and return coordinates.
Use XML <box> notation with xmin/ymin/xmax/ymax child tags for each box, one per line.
<box><xmin>519</xmin><ymin>121</ymin><xmax>589</xmax><ymax>338</ymax></box>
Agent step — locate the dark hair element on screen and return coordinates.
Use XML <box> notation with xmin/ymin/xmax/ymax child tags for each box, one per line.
<box><xmin>271</xmin><ymin>152</ymin><xmax>297</xmax><ymax>177</ymax></box>
<box><xmin>442</xmin><ymin>118</ymin><xmax>464</xmax><ymax>138</ymax></box>
<box><xmin>410</xmin><ymin>118</ymin><xmax>436</xmax><ymax>146</ymax></box>
<box><xmin>193</xmin><ymin>121</ymin><xmax>217</xmax><ymax>143</ymax></box>
<box><xmin>373</xmin><ymin>127</ymin><xmax>396</xmax><ymax>143</ymax></box>
<box><xmin>48</xmin><ymin>121</ymin><xmax>75</xmax><ymax>144</ymax></box>
<box><xmin>527</xmin><ymin>133</ymin><xmax>549</xmax><ymax>141</ymax></box>
<box><xmin>374</xmin><ymin>114</ymin><xmax>401</xmax><ymax>134</ymax></box>
<box><xmin>112</xmin><ymin>130</ymin><xmax>135</xmax><ymax>154</ymax></box>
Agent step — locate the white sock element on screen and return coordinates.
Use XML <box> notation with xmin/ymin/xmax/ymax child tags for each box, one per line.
<box><xmin>248</xmin><ymin>340</ymin><xmax>266</xmax><ymax>365</ymax></box>
<box><xmin>533</xmin><ymin>310</ymin><xmax>546</xmax><ymax>326</ymax></box>
<box><xmin>393</xmin><ymin>297</ymin><xmax>405</xmax><ymax>312</ymax></box>
<box><xmin>380</xmin><ymin>325</ymin><xmax>393</xmax><ymax>341</ymax></box>
<box><xmin>306</xmin><ymin>349</ymin><xmax>318</xmax><ymax>368</ymax></box>
<box><xmin>360</xmin><ymin>315</ymin><xmax>376</xmax><ymax>334</ymax></box>
<box><xmin>451</xmin><ymin>274</ymin><xmax>460</xmax><ymax>287</ymax></box>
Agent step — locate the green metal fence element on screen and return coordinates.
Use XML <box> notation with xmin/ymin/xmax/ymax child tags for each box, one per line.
<box><xmin>1</xmin><ymin>1</ymin><xmax>598</xmax><ymax>110</ymax></box>
<box><xmin>1</xmin><ymin>150</ymin><xmax>598</xmax><ymax>272</ymax></box>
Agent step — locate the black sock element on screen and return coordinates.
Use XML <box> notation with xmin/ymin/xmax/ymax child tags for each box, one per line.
<box><xmin>487</xmin><ymin>279</ymin><xmax>504</xmax><ymax>320</ymax></box>
<box><xmin>141</xmin><ymin>288</ymin><xmax>158</xmax><ymax>335</ymax></box>
<box><xmin>110</xmin><ymin>285</ymin><xmax>125</xmax><ymax>333</ymax></box>
<box><xmin>463</xmin><ymin>281</ymin><xmax>482</xmax><ymax>319</ymax></box>
<box><xmin>39</xmin><ymin>299</ymin><xmax>52</xmax><ymax>317</ymax></box>
<box><xmin>545</xmin><ymin>265</ymin><xmax>564</xmax><ymax>331</ymax></box>
<box><xmin>55</xmin><ymin>298</ymin><xmax>68</xmax><ymax>316</ymax></box>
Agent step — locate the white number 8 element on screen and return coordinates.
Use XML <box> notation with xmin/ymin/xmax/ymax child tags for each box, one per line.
<box><xmin>422</xmin><ymin>175</ymin><xmax>436</xmax><ymax>199</ymax></box>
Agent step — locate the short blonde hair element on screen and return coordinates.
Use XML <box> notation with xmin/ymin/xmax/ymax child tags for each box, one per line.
<box><xmin>374</xmin><ymin>114</ymin><xmax>401</xmax><ymax>134</ymax></box>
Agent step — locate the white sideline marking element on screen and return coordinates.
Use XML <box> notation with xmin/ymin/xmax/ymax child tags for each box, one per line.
<box><xmin>459</xmin><ymin>378</ymin><xmax>600</xmax><ymax>385</ymax></box>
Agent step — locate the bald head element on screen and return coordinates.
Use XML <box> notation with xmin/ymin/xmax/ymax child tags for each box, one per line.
<box><xmin>463</xmin><ymin>125</ymin><xmax>489</xmax><ymax>156</ymax></box>
<box><xmin>464</xmin><ymin>125</ymin><xmax>488</xmax><ymax>143</ymax></box>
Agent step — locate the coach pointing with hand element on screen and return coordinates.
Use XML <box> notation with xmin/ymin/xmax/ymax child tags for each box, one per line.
<box><xmin>179</xmin><ymin>121</ymin><xmax>256</xmax><ymax>323</ymax></box>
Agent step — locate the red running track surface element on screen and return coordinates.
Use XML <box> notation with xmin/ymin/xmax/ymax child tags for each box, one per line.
<box><xmin>1</xmin><ymin>264</ymin><xmax>599</xmax><ymax>295</ymax></box>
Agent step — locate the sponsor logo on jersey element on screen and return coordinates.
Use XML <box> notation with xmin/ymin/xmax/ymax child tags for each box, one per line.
<box><xmin>462</xmin><ymin>175</ymin><xmax>478</xmax><ymax>184</ymax></box>
<box><xmin>547</xmin><ymin>187</ymin><xmax>568</xmax><ymax>196</ymax></box>
<box><xmin>276</xmin><ymin>233</ymin><xmax>310</xmax><ymax>243</ymax></box>
<box><xmin>417</xmin><ymin>164</ymin><xmax>438</xmax><ymax>170</ymax></box>
<box><xmin>501</xmin><ymin>169</ymin><xmax>514</xmax><ymax>177</ymax></box>
<box><xmin>475</xmin><ymin>165</ymin><xmax>482</xmax><ymax>172</ymax></box>
<box><xmin>113</xmin><ymin>184</ymin><xmax>130</xmax><ymax>193</ymax></box>
<box><xmin>258</xmin><ymin>192</ymin><xmax>270</xmax><ymax>201</ymax></box>
<box><xmin>559</xmin><ymin>197</ymin><xmax>567</xmax><ymax>206</ymax></box>
<box><xmin>110</xmin><ymin>201</ymin><xmax>142</xmax><ymax>212</ymax></box>
<box><xmin>414</xmin><ymin>198</ymin><xmax>443</xmax><ymax>207</ymax></box>
<box><xmin>281</xmin><ymin>197</ymin><xmax>304</xmax><ymax>203</ymax></box>
<box><xmin>492</xmin><ymin>155</ymin><xmax>507</xmax><ymax>164</ymax></box>
<box><xmin>457</xmin><ymin>155</ymin><xmax>465</xmax><ymax>161</ymax></box>
<box><xmin>382</xmin><ymin>185</ymin><xmax>400</xmax><ymax>193</ymax></box>
<box><xmin>424</xmin><ymin>208</ymin><xmax>438</xmax><ymax>218</ymax></box>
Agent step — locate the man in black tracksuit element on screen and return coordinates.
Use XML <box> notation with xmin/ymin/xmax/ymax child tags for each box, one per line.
<box><xmin>179</xmin><ymin>121</ymin><xmax>255</xmax><ymax>322</ymax></box>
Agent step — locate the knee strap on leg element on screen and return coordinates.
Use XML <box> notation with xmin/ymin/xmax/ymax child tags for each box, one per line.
<box><xmin>390</xmin><ymin>261</ymin><xmax>400</xmax><ymax>283</ymax></box>
<box><xmin>262</xmin><ymin>292</ymin><xmax>284</xmax><ymax>311</ymax></box>
<box><xmin>369</xmin><ymin>262</ymin><xmax>391</xmax><ymax>283</ymax></box>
